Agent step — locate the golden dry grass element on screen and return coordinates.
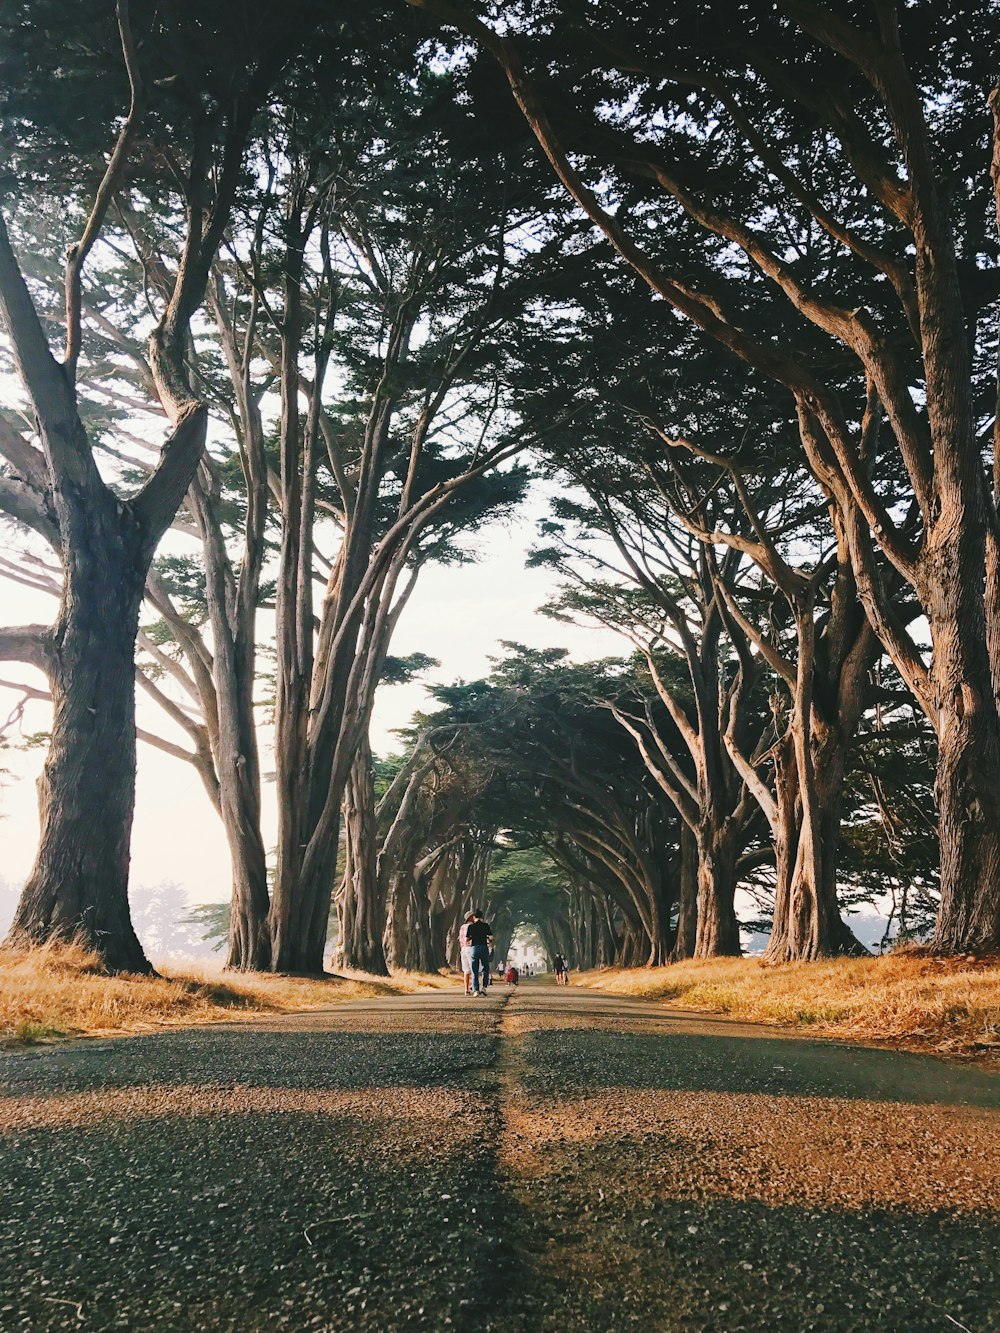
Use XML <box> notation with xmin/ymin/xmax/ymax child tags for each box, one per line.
<box><xmin>0</xmin><ymin>940</ymin><xmax>457</xmax><ymax>1047</ymax></box>
<box><xmin>574</xmin><ymin>950</ymin><xmax>1000</xmax><ymax>1056</ymax></box>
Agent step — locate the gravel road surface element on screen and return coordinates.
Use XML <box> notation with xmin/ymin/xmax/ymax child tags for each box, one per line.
<box><xmin>0</xmin><ymin>983</ymin><xmax>997</xmax><ymax>1331</ymax></box>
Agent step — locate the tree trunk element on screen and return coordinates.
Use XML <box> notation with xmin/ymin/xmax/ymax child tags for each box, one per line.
<box><xmin>765</xmin><ymin>732</ymin><xmax>866</xmax><ymax>961</ymax></box>
<box><xmin>189</xmin><ymin>459</ymin><xmax>271</xmax><ymax>973</ymax></box>
<box><xmin>569</xmin><ymin>895</ymin><xmax>593</xmax><ymax>970</ymax></box>
<box><xmin>640</xmin><ymin>811</ymin><xmax>673</xmax><ymax>966</ymax></box>
<box><xmin>383</xmin><ymin>872</ymin><xmax>413</xmax><ymax>971</ymax></box>
<box><xmin>0</xmin><ymin>201</ymin><xmax>212</xmax><ymax>974</ymax></box>
<box><xmin>411</xmin><ymin>875</ymin><xmax>437</xmax><ymax>972</ymax></box>
<box><xmin>931</xmin><ymin>568</ymin><xmax>1000</xmax><ymax>951</ymax></box>
<box><xmin>645</xmin><ymin>884</ymin><xmax>673</xmax><ymax>966</ymax></box>
<box><xmin>693</xmin><ymin>824</ymin><xmax>740</xmax><ymax>958</ymax></box>
<box><xmin>765</xmin><ymin>606</ymin><xmax>868</xmax><ymax>962</ymax></box>
<box><xmin>5</xmin><ymin>536</ymin><xmax>151</xmax><ymax>973</ymax></box>
<box><xmin>597</xmin><ymin>896</ymin><xmax>618</xmax><ymax>967</ymax></box>
<box><xmin>211</xmin><ymin>569</ymin><xmax>270</xmax><ymax>973</ymax></box>
<box><xmin>224</xmin><ymin>812</ymin><xmax>271</xmax><ymax>972</ymax></box>
<box><xmin>268</xmin><ymin>229</ymin><xmax>319</xmax><ymax>974</ymax></box>
<box><xmin>618</xmin><ymin>910</ymin><xmax>647</xmax><ymax>967</ymax></box>
<box><xmin>335</xmin><ymin>738</ymin><xmax>389</xmax><ymax>975</ymax></box>
<box><xmin>671</xmin><ymin>820</ymin><xmax>698</xmax><ymax>961</ymax></box>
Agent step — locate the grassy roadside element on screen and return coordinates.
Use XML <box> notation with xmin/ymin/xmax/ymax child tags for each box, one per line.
<box><xmin>0</xmin><ymin>942</ymin><xmax>458</xmax><ymax>1048</ymax></box>
<box><xmin>573</xmin><ymin>951</ymin><xmax>1000</xmax><ymax>1058</ymax></box>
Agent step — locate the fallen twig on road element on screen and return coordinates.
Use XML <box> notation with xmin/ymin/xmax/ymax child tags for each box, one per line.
<box><xmin>303</xmin><ymin>1213</ymin><xmax>376</xmax><ymax>1247</ymax></box>
<box><xmin>43</xmin><ymin>1296</ymin><xmax>84</xmax><ymax>1322</ymax></box>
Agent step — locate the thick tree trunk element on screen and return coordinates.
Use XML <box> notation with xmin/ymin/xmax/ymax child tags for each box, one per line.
<box><xmin>5</xmin><ymin>540</ymin><xmax>151</xmax><ymax>973</ymax></box>
<box><xmin>693</xmin><ymin>824</ymin><xmax>740</xmax><ymax>958</ymax></box>
<box><xmin>410</xmin><ymin>876</ymin><xmax>438</xmax><ymax>972</ymax></box>
<box><xmin>568</xmin><ymin>895</ymin><xmax>593</xmax><ymax>970</ymax></box>
<box><xmin>385</xmin><ymin>868</ymin><xmax>437</xmax><ymax>973</ymax></box>
<box><xmin>493</xmin><ymin>927</ymin><xmax>514</xmax><ymax>970</ymax></box>
<box><xmin>428</xmin><ymin>892</ymin><xmax>453</xmax><ymax>971</ymax></box>
<box><xmin>765</xmin><ymin>737</ymin><xmax>866</xmax><ymax>962</ymax></box>
<box><xmin>930</xmin><ymin>575</ymin><xmax>1000</xmax><ymax>951</ymax></box>
<box><xmin>272</xmin><ymin>845</ymin><xmax>339</xmax><ymax>974</ymax></box>
<box><xmin>268</xmin><ymin>234</ymin><xmax>319</xmax><ymax>974</ymax></box>
<box><xmin>383</xmin><ymin>873</ymin><xmax>413</xmax><ymax>971</ymax></box>
<box><xmin>224</xmin><ymin>818</ymin><xmax>271</xmax><ymax>971</ymax></box>
<box><xmin>919</xmin><ymin>107</ymin><xmax>1000</xmax><ymax>954</ymax></box>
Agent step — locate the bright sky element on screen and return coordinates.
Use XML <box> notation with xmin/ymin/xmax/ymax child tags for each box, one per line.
<box><xmin>0</xmin><ymin>494</ymin><xmax>622</xmax><ymax>907</ymax></box>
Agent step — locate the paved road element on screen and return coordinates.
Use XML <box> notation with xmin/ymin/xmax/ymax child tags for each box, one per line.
<box><xmin>0</xmin><ymin>983</ymin><xmax>998</xmax><ymax>1332</ymax></box>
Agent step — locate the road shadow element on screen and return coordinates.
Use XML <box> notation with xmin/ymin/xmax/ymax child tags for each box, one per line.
<box><xmin>503</xmin><ymin>1183</ymin><xmax>1000</xmax><ymax>1332</ymax></box>
<box><xmin>0</xmin><ymin>1097</ymin><xmax>525</xmax><ymax>1331</ymax></box>
<box><xmin>517</xmin><ymin>1027</ymin><xmax>1000</xmax><ymax>1108</ymax></box>
<box><xmin>0</xmin><ymin>1026</ymin><xmax>499</xmax><ymax>1101</ymax></box>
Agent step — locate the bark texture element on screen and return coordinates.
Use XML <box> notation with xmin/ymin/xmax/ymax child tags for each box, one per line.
<box><xmin>336</xmin><ymin>737</ymin><xmax>390</xmax><ymax>975</ymax></box>
<box><xmin>7</xmin><ymin>516</ymin><xmax>150</xmax><ymax>970</ymax></box>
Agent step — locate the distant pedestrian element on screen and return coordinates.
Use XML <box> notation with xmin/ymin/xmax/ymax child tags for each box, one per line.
<box><xmin>505</xmin><ymin>964</ymin><xmax>519</xmax><ymax>986</ymax></box>
<box><xmin>553</xmin><ymin>954</ymin><xmax>568</xmax><ymax>985</ymax></box>
<box><xmin>467</xmin><ymin>910</ymin><xmax>493</xmax><ymax>996</ymax></box>
<box><xmin>458</xmin><ymin>912</ymin><xmax>476</xmax><ymax>996</ymax></box>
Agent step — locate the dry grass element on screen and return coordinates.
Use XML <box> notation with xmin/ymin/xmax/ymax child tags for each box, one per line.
<box><xmin>574</xmin><ymin>950</ymin><xmax>1000</xmax><ymax>1057</ymax></box>
<box><xmin>0</xmin><ymin>940</ymin><xmax>457</xmax><ymax>1047</ymax></box>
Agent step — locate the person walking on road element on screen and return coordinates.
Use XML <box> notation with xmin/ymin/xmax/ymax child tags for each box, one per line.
<box><xmin>467</xmin><ymin>910</ymin><xmax>493</xmax><ymax>996</ymax></box>
<box><xmin>553</xmin><ymin>954</ymin><xmax>568</xmax><ymax>985</ymax></box>
<box><xmin>458</xmin><ymin>913</ymin><xmax>475</xmax><ymax>996</ymax></box>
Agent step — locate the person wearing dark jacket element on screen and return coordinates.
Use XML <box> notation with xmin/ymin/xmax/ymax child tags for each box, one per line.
<box><xmin>467</xmin><ymin>911</ymin><xmax>493</xmax><ymax>996</ymax></box>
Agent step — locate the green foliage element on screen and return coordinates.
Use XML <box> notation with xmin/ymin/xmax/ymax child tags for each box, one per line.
<box><xmin>150</xmin><ymin>556</ymin><xmax>208</xmax><ymax>623</ymax></box>
<box><xmin>181</xmin><ymin>903</ymin><xmax>231</xmax><ymax>954</ymax></box>
<box><xmin>380</xmin><ymin>654</ymin><xmax>439</xmax><ymax>687</ymax></box>
<box><xmin>487</xmin><ymin>846</ymin><xmax>572</xmax><ymax>933</ymax></box>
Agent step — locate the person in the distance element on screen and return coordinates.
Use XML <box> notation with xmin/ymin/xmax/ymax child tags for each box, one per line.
<box><xmin>458</xmin><ymin>912</ymin><xmax>476</xmax><ymax>996</ymax></box>
<box><xmin>467</xmin><ymin>909</ymin><xmax>493</xmax><ymax>996</ymax></box>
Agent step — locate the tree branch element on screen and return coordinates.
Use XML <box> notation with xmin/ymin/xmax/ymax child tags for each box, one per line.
<box><xmin>0</xmin><ymin>473</ymin><xmax>59</xmax><ymax>547</ymax></box>
<box><xmin>63</xmin><ymin>0</ymin><xmax>145</xmax><ymax>376</ymax></box>
<box><xmin>130</xmin><ymin>403</ymin><xmax>209</xmax><ymax>546</ymax></box>
<box><xmin>0</xmin><ymin>625</ymin><xmax>54</xmax><ymax>674</ymax></box>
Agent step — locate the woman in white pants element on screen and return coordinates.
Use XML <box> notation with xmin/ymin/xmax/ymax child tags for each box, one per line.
<box><xmin>458</xmin><ymin>913</ymin><xmax>475</xmax><ymax>995</ymax></box>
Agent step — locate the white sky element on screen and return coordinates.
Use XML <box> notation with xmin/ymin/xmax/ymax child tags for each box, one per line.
<box><xmin>0</xmin><ymin>495</ymin><xmax>622</xmax><ymax>906</ymax></box>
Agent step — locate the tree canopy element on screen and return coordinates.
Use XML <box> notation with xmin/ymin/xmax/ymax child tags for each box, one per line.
<box><xmin>1</xmin><ymin>0</ymin><xmax>997</xmax><ymax>973</ymax></box>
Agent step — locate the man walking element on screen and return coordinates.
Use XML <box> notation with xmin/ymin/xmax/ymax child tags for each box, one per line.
<box><xmin>467</xmin><ymin>910</ymin><xmax>493</xmax><ymax>996</ymax></box>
